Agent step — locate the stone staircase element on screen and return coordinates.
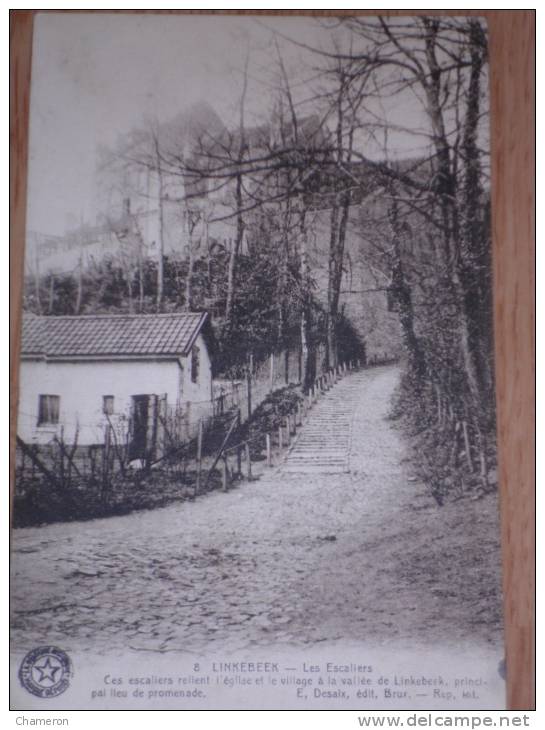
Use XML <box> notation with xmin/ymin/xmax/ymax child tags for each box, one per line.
<box><xmin>282</xmin><ymin>372</ymin><xmax>364</xmax><ymax>474</ymax></box>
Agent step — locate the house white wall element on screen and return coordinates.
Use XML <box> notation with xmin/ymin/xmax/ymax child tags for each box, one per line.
<box><xmin>17</xmin><ymin>333</ymin><xmax>213</xmax><ymax>446</ymax></box>
<box><xmin>178</xmin><ymin>333</ymin><xmax>213</xmax><ymax>430</ymax></box>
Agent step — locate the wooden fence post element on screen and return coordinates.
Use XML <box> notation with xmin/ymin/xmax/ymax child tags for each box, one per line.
<box><xmin>245</xmin><ymin>442</ymin><xmax>252</xmax><ymax>479</ymax></box>
<box><xmin>55</xmin><ymin>429</ymin><xmax>82</xmax><ymax>486</ymax></box>
<box><xmin>278</xmin><ymin>425</ymin><xmax>283</xmax><ymax>449</ymax></box>
<box><xmin>266</xmin><ymin>434</ymin><xmax>271</xmax><ymax>467</ymax></box>
<box><xmin>31</xmin><ymin>444</ymin><xmax>36</xmax><ymax>479</ymax></box>
<box><xmin>270</xmin><ymin>353</ymin><xmax>274</xmax><ymax>393</ymax></box>
<box><xmin>246</xmin><ymin>370</ymin><xmax>252</xmax><ymax>422</ymax></box>
<box><xmin>222</xmin><ymin>458</ymin><xmax>228</xmax><ymax>492</ymax></box>
<box><xmin>185</xmin><ymin>400</ymin><xmax>192</xmax><ymax>442</ymax></box>
<box><xmin>204</xmin><ymin>412</ymin><xmax>239</xmax><ymax>489</ymax></box>
<box><xmin>16</xmin><ymin>436</ymin><xmax>62</xmax><ymax>491</ymax></box>
<box><xmin>89</xmin><ymin>446</ymin><xmax>95</xmax><ymax>482</ymax></box>
<box><xmin>195</xmin><ymin>419</ymin><xmax>203</xmax><ymax>494</ymax></box>
<box><xmin>285</xmin><ymin>418</ymin><xmax>291</xmax><ymax>446</ymax></box>
<box><xmin>148</xmin><ymin>394</ymin><xmax>159</xmax><ymax>465</ymax></box>
<box><xmin>102</xmin><ymin>423</ymin><xmax>111</xmax><ymax>497</ymax></box>
<box><xmin>59</xmin><ymin>426</ymin><xmax>65</xmax><ymax>487</ymax></box>
<box><xmin>236</xmin><ymin>409</ymin><xmax>242</xmax><ymax>477</ymax></box>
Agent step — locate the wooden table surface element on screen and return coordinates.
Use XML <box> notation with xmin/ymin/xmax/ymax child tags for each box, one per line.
<box><xmin>9</xmin><ymin>9</ymin><xmax>535</xmax><ymax>711</ymax></box>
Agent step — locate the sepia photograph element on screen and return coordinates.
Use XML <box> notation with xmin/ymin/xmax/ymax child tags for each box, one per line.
<box><xmin>10</xmin><ymin>11</ymin><xmax>507</xmax><ymax>710</ymax></box>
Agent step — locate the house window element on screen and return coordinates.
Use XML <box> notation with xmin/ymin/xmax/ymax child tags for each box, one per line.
<box><xmin>38</xmin><ymin>395</ymin><xmax>60</xmax><ymax>426</ymax></box>
<box><xmin>102</xmin><ymin>395</ymin><xmax>114</xmax><ymax>416</ymax></box>
<box><xmin>191</xmin><ymin>345</ymin><xmax>200</xmax><ymax>384</ymax></box>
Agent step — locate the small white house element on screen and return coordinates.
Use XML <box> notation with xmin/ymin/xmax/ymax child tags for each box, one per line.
<box><xmin>17</xmin><ymin>312</ymin><xmax>213</xmax><ymax>459</ymax></box>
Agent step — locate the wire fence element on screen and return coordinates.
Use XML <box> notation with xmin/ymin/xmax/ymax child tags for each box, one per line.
<box><xmin>13</xmin><ymin>355</ymin><xmax>364</xmax><ymax>527</ymax></box>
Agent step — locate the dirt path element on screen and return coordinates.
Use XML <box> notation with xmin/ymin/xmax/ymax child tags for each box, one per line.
<box><xmin>10</xmin><ymin>365</ymin><xmax>503</xmax><ymax>658</ymax></box>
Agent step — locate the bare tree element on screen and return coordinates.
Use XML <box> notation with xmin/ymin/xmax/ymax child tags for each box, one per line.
<box><xmin>332</xmin><ymin>16</ymin><xmax>493</xmax><ymax>489</ymax></box>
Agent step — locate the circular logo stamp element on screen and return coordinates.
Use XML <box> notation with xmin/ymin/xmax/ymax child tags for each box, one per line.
<box><xmin>18</xmin><ymin>646</ymin><xmax>73</xmax><ymax>698</ymax></box>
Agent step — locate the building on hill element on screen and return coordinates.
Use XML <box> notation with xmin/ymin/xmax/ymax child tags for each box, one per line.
<box><xmin>17</xmin><ymin>312</ymin><xmax>213</xmax><ymax>460</ymax></box>
<box><xmin>24</xmin><ymin>103</ymin><xmax>407</xmax><ymax>362</ymax></box>
<box><xmin>25</xmin><ymin>104</ymin><xmax>332</xmax><ymax>280</ymax></box>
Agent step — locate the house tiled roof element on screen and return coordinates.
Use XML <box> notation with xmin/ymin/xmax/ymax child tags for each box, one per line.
<box><xmin>21</xmin><ymin>312</ymin><xmax>207</xmax><ymax>359</ymax></box>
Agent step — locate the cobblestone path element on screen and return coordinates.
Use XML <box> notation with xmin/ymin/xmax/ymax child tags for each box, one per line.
<box><xmin>10</xmin><ymin>365</ymin><xmax>503</xmax><ymax>658</ymax></box>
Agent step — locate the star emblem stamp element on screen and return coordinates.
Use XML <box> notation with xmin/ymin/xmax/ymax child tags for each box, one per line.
<box><xmin>18</xmin><ymin>646</ymin><xmax>73</xmax><ymax>698</ymax></box>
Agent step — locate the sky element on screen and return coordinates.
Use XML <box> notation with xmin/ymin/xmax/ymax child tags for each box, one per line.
<box><xmin>27</xmin><ymin>14</ymin><xmax>275</xmax><ymax>235</ymax></box>
<box><xmin>25</xmin><ymin>13</ymin><xmax>487</xmax><ymax>238</ymax></box>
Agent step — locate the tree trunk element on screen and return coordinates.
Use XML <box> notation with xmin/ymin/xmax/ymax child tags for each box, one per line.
<box><xmin>75</xmin><ymin>256</ymin><xmax>83</xmax><ymax>314</ymax></box>
<box><xmin>133</xmin><ymin>219</ymin><xmax>145</xmax><ymax>313</ymax></box>
<box><xmin>186</xmin><ymin>222</ymin><xmax>194</xmax><ymax>311</ymax></box>
<box><xmin>138</xmin><ymin>255</ymin><xmax>144</xmax><ymax>312</ymax></box>
<box><xmin>327</xmin><ymin>192</ymin><xmax>350</xmax><ymax>369</ymax></box>
<box><xmin>389</xmin><ymin>199</ymin><xmax>426</xmax><ymax>380</ymax></box>
<box><xmin>326</xmin><ymin>201</ymin><xmax>340</xmax><ymax>369</ymax></box>
<box><xmin>226</xmin><ymin>173</ymin><xmax>244</xmax><ymax>324</ymax></box>
<box><xmin>299</xmin><ymin>219</ymin><xmax>314</xmax><ymax>391</ymax></box>
<box><xmin>31</xmin><ymin>251</ymin><xmax>43</xmax><ymax>314</ymax></box>
<box><xmin>226</xmin><ymin>62</ymin><xmax>248</xmax><ymax>325</ymax></box>
<box><xmin>460</xmin><ymin>20</ymin><xmax>494</xmax><ymax>420</ymax></box>
<box><xmin>151</xmin><ymin>132</ymin><xmax>165</xmax><ymax>312</ymax></box>
<box><xmin>126</xmin><ymin>272</ymin><xmax>134</xmax><ymax>314</ymax></box>
<box><xmin>48</xmin><ymin>274</ymin><xmax>55</xmax><ymax>314</ymax></box>
<box><xmin>422</xmin><ymin>18</ymin><xmax>490</xmax><ymax>486</ymax></box>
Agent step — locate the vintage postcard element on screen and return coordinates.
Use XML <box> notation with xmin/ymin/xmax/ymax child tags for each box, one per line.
<box><xmin>11</xmin><ymin>12</ymin><xmax>505</xmax><ymax>710</ymax></box>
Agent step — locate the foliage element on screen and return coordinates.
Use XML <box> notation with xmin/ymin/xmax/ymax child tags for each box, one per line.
<box><xmin>239</xmin><ymin>384</ymin><xmax>304</xmax><ymax>457</ymax></box>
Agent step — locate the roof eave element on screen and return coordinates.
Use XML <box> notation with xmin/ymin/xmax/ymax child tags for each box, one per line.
<box><xmin>20</xmin><ymin>353</ymin><xmax>187</xmax><ymax>363</ymax></box>
<box><xmin>181</xmin><ymin>311</ymin><xmax>208</xmax><ymax>356</ymax></box>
